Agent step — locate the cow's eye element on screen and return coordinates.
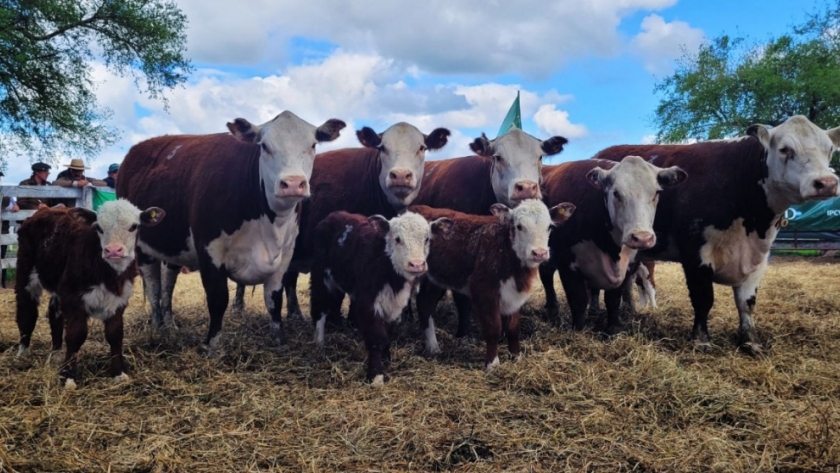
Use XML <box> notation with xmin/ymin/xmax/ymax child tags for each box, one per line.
<box><xmin>311</xmin><ymin>143</ymin><xmax>316</xmax><ymax>150</ymax></box>
<box><xmin>129</xmin><ymin>223</ymin><xmax>139</xmax><ymax>232</ymax></box>
<box><xmin>424</xmin><ymin>237</ymin><xmax>430</xmax><ymax>244</ymax></box>
<box><xmin>395</xmin><ymin>236</ymin><xmax>402</xmax><ymax>245</ymax></box>
<box><xmin>613</xmin><ymin>191</ymin><xmax>622</xmax><ymax>202</ymax></box>
<box><xmin>419</xmin><ymin>145</ymin><xmax>427</xmax><ymax>153</ymax></box>
<box><xmin>516</xmin><ymin>224</ymin><xmax>523</xmax><ymax>231</ymax></box>
<box><xmin>493</xmin><ymin>155</ymin><xmax>504</xmax><ymax>163</ymax></box>
<box><xmin>780</xmin><ymin>146</ymin><xmax>794</xmax><ymax>159</ymax></box>
<box><xmin>261</xmin><ymin>142</ymin><xmax>270</xmax><ymax>153</ymax></box>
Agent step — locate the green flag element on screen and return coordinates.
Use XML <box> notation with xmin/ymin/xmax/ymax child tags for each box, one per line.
<box><xmin>497</xmin><ymin>91</ymin><xmax>522</xmax><ymax>137</ymax></box>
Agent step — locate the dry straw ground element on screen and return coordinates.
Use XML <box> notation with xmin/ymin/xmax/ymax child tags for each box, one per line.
<box><xmin>1</xmin><ymin>257</ymin><xmax>839</xmax><ymax>472</ymax></box>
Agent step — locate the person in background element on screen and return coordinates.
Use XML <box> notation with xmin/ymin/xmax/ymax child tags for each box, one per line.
<box><xmin>54</xmin><ymin>158</ymin><xmax>107</xmax><ymax>188</ymax></box>
<box><xmin>18</xmin><ymin>162</ymin><xmax>52</xmax><ymax>210</ymax></box>
<box><xmin>103</xmin><ymin>163</ymin><xmax>119</xmax><ymax>188</ymax></box>
<box><xmin>0</xmin><ymin>171</ymin><xmax>20</xmax><ymax>288</ymax></box>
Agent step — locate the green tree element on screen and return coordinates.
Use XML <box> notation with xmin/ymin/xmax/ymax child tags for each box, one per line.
<box><xmin>0</xmin><ymin>0</ymin><xmax>192</xmax><ymax>167</ymax></box>
<box><xmin>653</xmin><ymin>0</ymin><xmax>840</xmax><ymax>145</ymax></box>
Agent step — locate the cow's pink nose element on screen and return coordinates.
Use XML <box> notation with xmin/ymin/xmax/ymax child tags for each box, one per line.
<box><xmin>512</xmin><ymin>181</ymin><xmax>539</xmax><ymax>200</ymax></box>
<box><xmin>277</xmin><ymin>175</ymin><xmax>308</xmax><ymax>197</ymax></box>
<box><xmin>407</xmin><ymin>260</ymin><xmax>427</xmax><ymax>274</ymax></box>
<box><xmin>626</xmin><ymin>231</ymin><xmax>655</xmax><ymax>249</ymax></box>
<box><xmin>813</xmin><ymin>176</ymin><xmax>839</xmax><ymax>196</ymax></box>
<box><xmin>389</xmin><ymin>169</ymin><xmax>414</xmax><ymax>187</ymax></box>
<box><xmin>531</xmin><ymin>248</ymin><xmax>548</xmax><ymax>262</ymax></box>
<box><xmin>104</xmin><ymin>246</ymin><xmax>125</xmax><ymax>258</ymax></box>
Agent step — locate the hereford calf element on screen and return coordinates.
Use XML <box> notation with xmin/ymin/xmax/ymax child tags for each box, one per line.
<box><xmin>311</xmin><ymin>211</ymin><xmax>452</xmax><ymax>386</ymax></box>
<box><xmin>410</xmin><ymin>200</ymin><xmax>575</xmax><ymax>371</ymax></box>
<box><xmin>16</xmin><ymin>200</ymin><xmax>165</xmax><ymax>388</ymax></box>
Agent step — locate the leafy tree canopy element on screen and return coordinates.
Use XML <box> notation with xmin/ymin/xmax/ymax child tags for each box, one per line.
<box><xmin>0</xmin><ymin>0</ymin><xmax>192</xmax><ymax>167</ymax></box>
<box><xmin>653</xmin><ymin>0</ymin><xmax>840</xmax><ymax>145</ymax></box>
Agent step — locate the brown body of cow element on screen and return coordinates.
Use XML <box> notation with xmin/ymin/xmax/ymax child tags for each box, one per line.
<box><xmin>15</xmin><ymin>201</ymin><xmax>164</xmax><ymax>388</ymax></box>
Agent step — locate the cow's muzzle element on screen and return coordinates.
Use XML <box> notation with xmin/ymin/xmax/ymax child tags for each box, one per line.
<box><xmin>624</xmin><ymin>231</ymin><xmax>655</xmax><ymax>250</ymax></box>
<box><xmin>277</xmin><ymin>175</ymin><xmax>308</xmax><ymax>198</ymax></box>
<box><xmin>810</xmin><ymin>176</ymin><xmax>839</xmax><ymax>200</ymax></box>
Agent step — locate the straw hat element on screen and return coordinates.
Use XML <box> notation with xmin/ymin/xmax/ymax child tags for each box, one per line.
<box><xmin>64</xmin><ymin>158</ymin><xmax>90</xmax><ymax>170</ymax></box>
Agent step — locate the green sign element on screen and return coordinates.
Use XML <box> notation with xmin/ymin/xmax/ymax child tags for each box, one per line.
<box><xmin>497</xmin><ymin>91</ymin><xmax>522</xmax><ymax>138</ymax></box>
<box><xmin>781</xmin><ymin>197</ymin><xmax>840</xmax><ymax>231</ymax></box>
<box><xmin>92</xmin><ymin>187</ymin><xmax>117</xmax><ymax>211</ymax></box>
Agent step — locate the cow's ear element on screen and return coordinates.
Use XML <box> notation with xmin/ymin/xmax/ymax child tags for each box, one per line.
<box><xmin>140</xmin><ymin>207</ymin><xmax>166</xmax><ymax>227</ymax></box>
<box><xmin>658</xmin><ymin>166</ymin><xmax>688</xmax><ymax>188</ymax></box>
<box><xmin>431</xmin><ymin>217</ymin><xmax>454</xmax><ymax>237</ymax></box>
<box><xmin>368</xmin><ymin>215</ymin><xmax>390</xmax><ymax>233</ymax></box>
<box><xmin>827</xmin><ymin>126</ymin><xmax>840</xmax><ymax>148</ymax></box>
<box><xmin>227</xmin><ymin>118</ymin><xmax>261</xmax><ymax>143</ymax></box>
<box><xmin>541</xmin><ymin>136</ymin><xmax>568</xmax><ymax>156</ymax></box>
<box><xmin>747</xmin><ymin>124</ymin><xmax>771</xmax><ymax>149</ymax></box>
<box><xmin>469</xmin><ymin>133</ymin><xmax>494</xmax><ymax>157</ymax></box>
<box><xmin>549</xmin><ymin>202</ymin><xmax>576</xmax><ymax>225</ymax></box>
<box><xmin>489</xmin><ymin>203</ymin><xmax>511</xmax><ymax>222</ymax></box>
<box><xmin>586</xmin><ymin>167</ymin><xmax>609</xmax><ymax>190</ymax></box>
<box><xmin>316</xmin><ymin>119</ymin><xmax>346</xmax><ymax>142</ymax></box>
<box><xmin>357</xmin><ymin>127</ymin><xmax>382</xmax><ymax>148</ymax></box>
<box><xmin>425</xmin><ymin>128</ymin><xmax>451</xmax><ymax>151</ymax></box>
<box><xmin>69</xmin><ymin>207</ymin><xmax>97</xmax><ymax>225</ymax></box>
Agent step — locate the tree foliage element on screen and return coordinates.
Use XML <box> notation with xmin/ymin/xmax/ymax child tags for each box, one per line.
<box><xmin>653</xmin><ymin>0</ymin><xmax>840</xmax><ymax>143</ymax></box>
<box><xmin>0</xmin><ymin>0</ymin><xmax>192</xmax><ymax>165</ymax></box>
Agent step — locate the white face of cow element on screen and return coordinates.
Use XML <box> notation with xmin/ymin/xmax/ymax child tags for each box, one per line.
<box><xmin>88</xmin><ymin>199</ymin><xmax>166</xmax><ymax>273</ymax></box>
<box><xmin>587</xmin><ymin>156</ymin><xmax>688</xmax><ymax>250</ymax></box>
<box><xmin>357</xmin><ymin>123</ymin><xmax>450</xmax><ymax>209</ymax></box>
<box><xmin>370</xmin><ymin>212</ymin><xmax>453</xmax><ymax>280</ymax></box>
<box><xmin>471</xmin><ymin>129</ymin><xmax>568</xmax><ymax>207</ymax></box>
<box><xmin>491</xmin><ymin>199</ymin><xmax>576</xmax><ymax>268</ymax></box>
<box><xmin>227</xmin><ymin>111</ymin><xmax>346</xmax><ymax>212</ymax></box>
<box><xmin>748</xmin><ymin>115</ymin><xmax>840</xmax><ymax>210</ymax></box>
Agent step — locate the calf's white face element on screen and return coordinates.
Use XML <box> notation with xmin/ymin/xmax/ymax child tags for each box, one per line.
<box><xmin>357</xmin><ymin>122</ymin><xmax>450</xmax><ymax>209</ymax></box>
<box><xmin>491</xmin><ymin>199</ymin><xmax>575</xmax><ymax>268</ymax></box>
<box><xmin>228</xmin><ymin>110</ymin><xmax>346</xmax><ymax>212</ymax></box>
<box><xmin>369</xmin><ymin>212</ymin><xmax>453</xmax><ymax>280</ymax></box>
<box><xmin>471</xmin><ymin>129</ymin><xmax>567</xmax><ymax>206</ymax></box>
<box><xmin>749</xmin><ymin>115</ymin><xmax>840</xmax><ymax>208</ymax></box>
<box><xmin>587</xmin><ymin>156</ymin><xmax>687</xmax><ymax>249</ymax></box>
<box><xmin>88</xmin><ymin>199</ymin><xmax>166</xmax><ymax>273</ymax></box>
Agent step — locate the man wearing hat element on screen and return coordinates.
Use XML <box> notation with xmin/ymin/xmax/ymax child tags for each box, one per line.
<box><xmin>103</xmin><ymin>163</ymin><xmax>119</xmax><ymax>188</ymax></box>
<box><xmin>54</xmin><ymin>158</ymin><xmax>106</xmax><ymax>188</ymax></box>
<box><xmin>18</xmin><ymin>162</ymin><xmax>53</xmax><ymax>210</ymax></box>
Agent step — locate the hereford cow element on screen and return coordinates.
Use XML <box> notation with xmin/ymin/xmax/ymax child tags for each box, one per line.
<box><xmin>243</xmin><ymin>122</ymin><xmax>451</xmax><ymax>321</ymax></box>
<box><xmin>311</xmin><ymin>211</ymin><xmax>452</xmax><ymax>385</ymax></box>
<box><xmin>413</xmin><ymin>128</ymin><xmax>569</xmax><ymax>337</ymax></box>
<box><xmin>410</xmin><ymin>200</ymin><xmax>575</xmax><ymax>371</ymax></box>
<box><xmin>538</xmin><ymin>157</ymin><xmax>687</xmax><ymax>334</ymax></box>
<box><xmin>117</xmin><ymin>111</ymin><xmax>345</xmax><ymax>350</ymax></box>
<box><xmin>15</xmin><ymin>200</ymin><xmax>165</xmax><ymax>388</ymax></box>
<box><xmin>592</xmin><ymin>115</ymin><xmax>840</xmax><ymax>352</ymax></box>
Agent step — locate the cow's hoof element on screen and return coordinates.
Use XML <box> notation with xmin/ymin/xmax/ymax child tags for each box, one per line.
<box><xmin>606</xmin><ymin>324</ymin><xmax>624</xmax><ymax>337</ymax></box>
<box><xmin>485</xmin><ymin>356</ymin><xmax>500</xmax><ymax>373</ymax></box>
<box><xmin>424</xmin><ymin>344</ymin><xmax>441</xmax><ymax>358</ymax></box>
<box><xmin>370</xmin><ymin>375</ymin><xmax>385</xmax><ymax>388</ymax></box>
<box><xmin>692</xmin><ymin>340</ymin><xmax>711</xmax><ymax>352</ymax></box>
<box><xmin>269</xmin><ymin>322</ymin><xmax>284</xmax><ymax>345</ymax></box>
<box><xmin>740</xmin><ymin>341</ymin><xmax>765</xmax><ymax>358</ymax></box>
<box><xmin>64</xmin><ymin>378</ymin><xmax>77</xmax><ymax>390</ymax></box>
<box><xmin>113</xmin><ymin>373</ymin><xmax>130</xmax><ymax>384</ymax></box>
<box><xmin>47</xmin><ymin>350</ymin><xmax>63</xmax><ymax>366</ymax></box>
<box><xmin>230</xmin><ymin>301</ymin><xmax>244</xmax><ymax>313</ymax></box>
<box><xmin>16</xmin><ymin>345</ymin><xmax>30</xmax><ymax>358</ymax></box>
<box><xmin>287</xmin><ymin>309</ymin><xmax>305</xmax><ymax>321</ymax></box>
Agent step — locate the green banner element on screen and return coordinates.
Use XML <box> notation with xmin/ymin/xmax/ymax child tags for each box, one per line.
<box><xmin>92</xmin><ymin>187</ymin><xmax>117</xmax><ymax>211</ymax></box>
<box><xmin>781</xmin><ymin>197</ymin><xmax>840</xmax><ymax>231</ymax></box>
<box><xmin>497</xmin><ymin>91</ymin><xmax>522</xmax><ymax>138</ymax></box>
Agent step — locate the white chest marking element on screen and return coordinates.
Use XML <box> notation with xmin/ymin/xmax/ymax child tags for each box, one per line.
<box><xmin>82</xmin><ymin>280</ymin><xmax>133</xmax><ymax>321</ymax></box>
<box><xmin>206</xmin><ymin>214</ymin><xmax>299</xmax><ymax>285</ymax></box>
<box><xmin>374</xmin><ymin>281</ymin><xmax>413</xmax><ymax>323</ymax></box>
<box><xmin>499</xmin><ymin>277</ymin><xmax>532</xmax><ymax>316</ymax></box>
<box><xmin>138</xmin><ymin>230</ymin><xmax>199</xmax><ymax>269</ymax></box>
<box><xmin>570</xmin><ymin>240</ymin><xmax>636</xmax><ymax>290</ymax></box>
<box><xmin>699</xmin><ymin>218</ymin><xmax>778</xmax><ymax>286</ymax></box>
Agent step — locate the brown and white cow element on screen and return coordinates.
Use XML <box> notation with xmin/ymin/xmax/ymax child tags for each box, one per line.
<box><xmin>413</xmin><ymin>128</ymin><xmax>569</xmax><ymax>336</ymax></box>
<box><xmin>311</xmin><ymin>210</ymin><xmax>452</xmax><ymax>385</ymax></box>
<box><xmin>15</xmin><ymin>200</ymin><xmax>165</xmax><ymax>388</ymax></box>
<box><xmin>410</xmin><ymin>199</ymin><xmax>575</xmax><ymax>371</ymax></box>
<box><xmin>539</xmin><ymin>157</ymin><xmax>687</xmax><ymax>333</ymax></box>
<box><xmin>117</xmin><ymin>111</ymin><xmax>345</xmax><ymax>350</ymax></box>
<box><xmin>257</xmin><ymin>122</ymin><xmax>451</xmax><ymax>321</ymax></box>
<box><xmin>592</xmin><ymin>116</ymin><xmax>840</xmax><ymax>352</ymax></box>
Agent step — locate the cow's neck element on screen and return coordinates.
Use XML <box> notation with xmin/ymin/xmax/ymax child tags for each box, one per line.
<box><xmin>762</xmin><ymin>179</ymin><xmax>805</xmax><ymax>216</ymax></box>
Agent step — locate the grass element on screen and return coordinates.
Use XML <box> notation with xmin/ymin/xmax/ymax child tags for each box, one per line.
<box><xmin>1</xmin><ymin>256</ymin><xmax>839</xmax><ymax>472</ymax></box>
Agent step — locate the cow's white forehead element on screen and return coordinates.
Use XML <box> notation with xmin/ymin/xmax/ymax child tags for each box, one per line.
<box><xmin>389</xmin><ymin>212</ymin><xmax>430</xmax><ymax>238</ymax></box>
<box><xmin>96</xmin><ymin>199</ymin><xmax>142</xmax><ymax>227</ymax></box>
<box><xmin>773</xmin><ymin>116</ymin><xmax>833</xmax><ymax>153</ymax></box>
<box><xmin>511</xmin><ymin>199</ymin><xmax>550</xmax><ymax>224</ymax></box>
<box><xmin>609</xmin><ymin>156</ymin><xmax>659</xmax><ymax>186</ymax></box>
<box><xmin>379</xmin><ymin>122</ymin><xmax>424</xmax><ymax>148</ymax></box>
<box><xmin>493</xmin><ymin>129</ymin><xmax>542</xmax><ymax>159</ymax></box>
<box><xmin>261</xmin><ymin>110</ymin><xmax>316</xmax><ymax>144</ymax></box>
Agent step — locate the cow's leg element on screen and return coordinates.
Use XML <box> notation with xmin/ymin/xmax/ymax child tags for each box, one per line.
<box><xmin>137</xmin><ymin>250</ymin><xmax>164</xmax><ymax>331</ymax></box>
<box><xmin>416</xmin><ymin>280</ymin><xmax>447</xmax><ymax>355</ymax></box>
<box><xmin>60</xmin><ymin>310</ymin><xmax>88</xmax><ymax>389</ymax></box>
<box><xmin>263</xmin><ymin>270</ymin><xmax>288</xmax><ymax>345</ymax></box>
<box><xmin>505</xmin><ymin>311</ymin><xmax>522</xmax><ymax>360</ymax></box>
<box><xmin>15</xmin><ymin>266</ymin><xmax>41</xmax><ymax>358</ymax></box>
<box><xmin>104</xmin><ymin>308</ymin><xmax>129</xmax><ymax>382</ymax></box>
<box><xmin>47</xmin><ymin>295</ymin><xmax>63</xmax><ymax>351</ymax></box>
<box><xmin>159</xmin><ymin>262</ymin><xmax>180</xmax><ymax>331</ymax></box>
<box><xmin>453</xmin><ymin>292</ymin><xmax>472</xmax><ymax>338</ymax></box>
<box><xmin>539</xmin><ymin>263</ymin><xmax>560</xmax><ymax>323</ymax></box>
<box><xmin>620</xmin><ymin>273</ymin><xmax>636</xmax><ymax>313</ymax></box>
<box><xmin>283</xmin><ymin>271</ymin><xmax>303</xmax><ymax>319</ymax></box>
<box><xmin>231</xmin><ymin>283</ymin><xmax>246</xmax><ymax>312</ymax></box>
<box><xmin>475</xmin><ymin>298</ymin><xmax>502</xmax><ymax>372</ymax></box>
<box><xmin>311</xmin><ymin>267</ymin><xmax>344</xmax><ymax>347</ymax></box>
<box><xmin>358</xmin><ymin>304</ymin><xmax>389</xmax><ymax>387</ymax></box>
<box><xmin>604</xmin><ymin>287</ymin><xmax>624</xmax><ymax>335</ymax></box>
<box><xmin>732</xmin><ymin>258</ymin><xmax>767</xmax><ymax>355</ymax></box>
<box><xmin>588</xmin><ymin>287</ymin><xmax>602</xmax><ymax>312</ymax></box>
<box><xmin>197</xmin><ymin>254</ymin><xmax>230</xmax><ymax>354</ymax></box>
<box><xmin>558</xmin><ymin>267</ymin><xmax>588</xmax><ymax>330</ymax></box>
<box><xmin>683</xmin><ymin>263</ymin><xmax>715</xmax><ymax>350</ymax></box>
<box><xmin>1</xmin><ymin>244</ymin><xmax>6</xmax><ymax>288</ymax></box>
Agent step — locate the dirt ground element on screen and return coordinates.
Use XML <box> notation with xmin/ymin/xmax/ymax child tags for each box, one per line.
<box><xmin>1</xmin><ymin>256</ymin><xmax>839</xmax><ymax>472</ymax></box>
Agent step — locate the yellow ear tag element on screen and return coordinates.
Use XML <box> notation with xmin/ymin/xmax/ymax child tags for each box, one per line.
<box><xmin>150</xmin><ymin>210</ymin><xmax>157</xmax><ymax>219</ymax></box>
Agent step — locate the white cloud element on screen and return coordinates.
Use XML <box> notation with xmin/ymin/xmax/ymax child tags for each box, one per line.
<box><xmin>630</xmin><ymin>14</ymin><xmax>705</xmax><ymax>76</ymax></box>
<box><xmin>641</xmin><ymin>134</ymin><xmax>657</xmax><ymax>144</ymax></box>
<box><xmin>533</xmin><ymin>104</ymin><xmax>588</xmax><ymax>139</ymax></box>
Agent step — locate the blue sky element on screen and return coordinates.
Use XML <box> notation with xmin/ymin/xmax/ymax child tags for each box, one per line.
<box><xmin>3</xmin><ymin>0</ymin><xmax>822</xmax><ymax>183</ymax></box>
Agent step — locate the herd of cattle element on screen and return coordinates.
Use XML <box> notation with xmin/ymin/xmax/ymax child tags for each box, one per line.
<box><xmin>11</xmin><ymin>110</ymin><xmax>840</xmax><ymax>388</ymax></box>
